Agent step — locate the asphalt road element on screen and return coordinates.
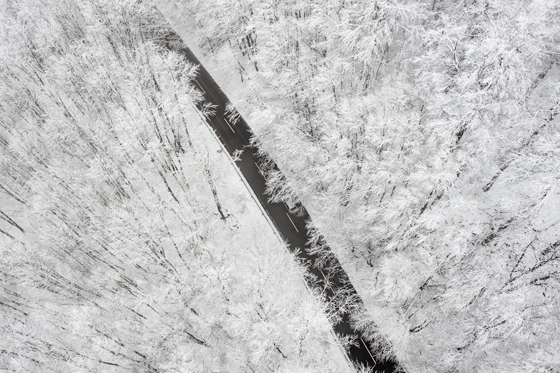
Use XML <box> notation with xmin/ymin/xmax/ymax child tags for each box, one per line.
<box><xmin>163</xmin><ymin>35</ymin><xmax>400</xmax><ymax>372</ymax></box>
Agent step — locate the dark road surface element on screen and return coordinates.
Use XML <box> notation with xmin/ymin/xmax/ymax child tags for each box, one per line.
<box><xmin>162</xmin><ymin>33</ymin><xmax>400</xmax><ymax>372</ymax></box>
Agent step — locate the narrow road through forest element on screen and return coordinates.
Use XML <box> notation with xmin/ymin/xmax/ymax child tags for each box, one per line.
<box><xmin>162</xmin><ymin>33</ymin><xmax>400</xmax><ymax>373</ymax></box>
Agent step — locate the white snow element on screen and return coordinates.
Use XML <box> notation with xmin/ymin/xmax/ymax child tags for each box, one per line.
<box><xmin>152</xmin><ymin>1</ymin><xmax>355</xmax><ymax>371</ymax></box>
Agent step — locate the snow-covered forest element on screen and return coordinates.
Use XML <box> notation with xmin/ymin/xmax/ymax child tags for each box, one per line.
<box><xmin>156</xmin><ymin>0</ymin><xmax>560</xmax><ymax>372</ymax></box>
<box><xmin>0</xmin><ymin>1</ymin><xmax>354</xmax><ymax>371</ymax></box>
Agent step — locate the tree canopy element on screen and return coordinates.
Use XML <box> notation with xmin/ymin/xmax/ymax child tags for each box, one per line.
<box><xmin>161</xmin><ymin>0</ymin><xmax>560</xmax><ymax>371</ymax></box>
